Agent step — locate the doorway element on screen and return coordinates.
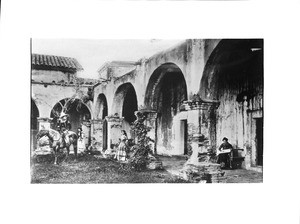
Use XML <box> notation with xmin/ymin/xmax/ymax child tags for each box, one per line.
<box><xmin>180</xmin><ymin>120</ymin><xmax>188</xmax><ymax>155</ymax></box>
<box><xmin>256</xmin><ymin>118</ymin><xmax>263</xmax><ymax>166</ymax></box>
<box><xmin>103</xmin><ymin>119</ymin><xmax>108</xmax><ymax>150</ymax></box>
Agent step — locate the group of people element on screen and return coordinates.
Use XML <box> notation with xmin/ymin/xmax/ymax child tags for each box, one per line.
<box><xmin>56</xmin><ymin>112</ymin><xmax>129</xmax><ymax>159</ymax></box>
<box><xmin>56</xmin><ymin>112</ymin><xmax>232</xmax><ymax>166</ymax></box>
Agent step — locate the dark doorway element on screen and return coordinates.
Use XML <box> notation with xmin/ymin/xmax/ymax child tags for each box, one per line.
<box><xmin>31</xmin><ymin>99</ymin><xmax>39</xmax><ymax>153</ymax></box>
<box><xmin>256</xmin><ymin>118</ymin><xmax>263</xmax><ymax>166</ymax></box>
<box><xmin>31</xmin><ymin>99</ymin><xmax>39</xmax><ymax>130</ymax></box>
<box><xmin>103</xmin><ymin>119</ymin><xmax>108</xmax><ymax>150</ymax></box>
<box><xmin>181</xmin><ymin>120</ymin><xmax>188</xmax><ymax>155</ymax></box>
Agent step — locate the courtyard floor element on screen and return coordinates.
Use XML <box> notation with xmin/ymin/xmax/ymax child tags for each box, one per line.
<box><xmin>159</xmin><ymin>155</ymin><xmax>263</xmax><ymax>183</ymax></box>
<box><xmin>31</xmin><ymin>154</ymin><xmax>263</xmax><ymax>184</ymax></box>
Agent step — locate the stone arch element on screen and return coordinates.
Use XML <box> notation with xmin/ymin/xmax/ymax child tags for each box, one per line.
<box><xmin>95</xmin><ymin>93</ymin><xmax>108</xmax><ymax>119</ymax></box>
<box><xmin>144</xmin><ymin>63</ymin><xmax>187</xmax><ymax>110</ymax></box>
<box><xmin>112</xmin><ymin>82</ymin><xmax>138</xmax><ymax>138</ymax></box>
<box><xmin>112</xmin><ymin>83</ymin><xmax>138</xmax><ymax>121</ymax></box>
<box><xmin>200</xmin><ymin>39</ymin><xmax>263</xmax><ymax>100</ymax></box>
<box><xmin>144</xmin><ymin>63</ymin><xmax>188</xmax><ymax>154</ymax></box>
<box><xmin>50</xmin><ymin>98</ymin><xmax>92</xmax><ymax>132</ymax></box>
<box><xmin>200</xmin><ymin>39</ymin><xmax>263</xmax><ymax>168</ymax></box>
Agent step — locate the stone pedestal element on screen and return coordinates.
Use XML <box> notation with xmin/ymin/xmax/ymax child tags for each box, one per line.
<box><xmin>179</xmin><ymin>96</ymin><xmax>225</xmax><ymax>183</ymax></box>
<box><xmin>37</xmin><ymin>117</ymin><xmax>52</xmax><ymax>131</ymax></box>
<box><xmin>181</xmin><ymin>162</ymin><xmax>226</xmax><ymax>183</ymax></box>
<box><xmin>106</xmin><ymin>115</ymin><xmax>123</xmax><ymax>150</ymax></box>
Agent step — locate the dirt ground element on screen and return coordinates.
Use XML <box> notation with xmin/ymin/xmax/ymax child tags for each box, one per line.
<box><xmin>31</xmin><ymin>154</ymin><xmax>188</xmax><ymax>184</ymax></box>
<box><xmin>31</xmin><ymin>154</ymin><xmax>262</xmax><ymax>184</ymax></box>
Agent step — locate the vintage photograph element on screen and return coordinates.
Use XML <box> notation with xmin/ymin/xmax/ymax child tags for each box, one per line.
<box><xmin>30</xmin><ymin>39</ymin><xmax>263</xmax><ymax>184</ymax></box>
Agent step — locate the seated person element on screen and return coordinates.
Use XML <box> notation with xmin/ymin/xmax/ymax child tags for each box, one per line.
<box><xmin>217</xmin><ymin>137</ymin><xmax>233</xmax><ymax>168</ymax></box>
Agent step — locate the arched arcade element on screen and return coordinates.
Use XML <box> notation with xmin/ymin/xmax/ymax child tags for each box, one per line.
<box><xmin>200</xmin><ymin>39</ymin><xmax>263</xmax><ymax>169</ymax></box>
<box><xmin>144</xmin><ymin>63</ymin><xmax>188</xmax><ymax>155</ymax></box>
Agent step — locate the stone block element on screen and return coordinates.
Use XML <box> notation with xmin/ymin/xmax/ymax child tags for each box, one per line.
<box><xmin>180</xmin><ymin>162</ymin><xmax>226</xmax><ymax>183</ymax></box>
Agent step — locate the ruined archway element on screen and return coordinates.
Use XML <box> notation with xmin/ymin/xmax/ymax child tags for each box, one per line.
<box><xmin>200</xmin><ymin>39</ymin><xmax>263</xmax><ymax>167</ymax></box>
<box><xmin>95</xmin><ymin>94</ymin><xmax>108</xmax><ymax>119</ymax></box>
<box><xmin>112</xmin><ymin>83</ymin><xmax>138</xmax><ymax>138</ymax></box>
<box><xmin>50</xmin><ymin>98</ymin><xmax>91</xmax><ymax>132</ymax></box>
<box><xmin>145</xmin><ymin>63</ymin><xmax>188</xmax><ymax>154</ymax></box>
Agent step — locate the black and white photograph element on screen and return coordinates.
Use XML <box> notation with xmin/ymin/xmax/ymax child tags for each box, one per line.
<box><xmin>1</xmin><ymin>0</ymin><xmax>300</xmax><ymax>224</ymax></box>
<box><xmin>31</xmin><ymin>39</ymin><xmax>263</xmax><ymax>184</ymax></box>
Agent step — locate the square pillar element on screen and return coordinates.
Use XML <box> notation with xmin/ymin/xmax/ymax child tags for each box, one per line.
<box><xmin>199</xmin><ymin>103</ymin><xmax>219</xmax><ymax>151</ymax></box>
<box><xmin>181</xmin><ymin>95</ymin><xmax>219</xmax><ymax>156</ymax></box>
<box><xmin>90</xmin><ymin>119</ymin><xmax>104</xmax><ymax>150</ymax></box>
<box><xmin>37</xmin><ymin>117</ymin><xmax>52</xmax><ymax>131</ymax></box>
<box><xmin>181</xmin><ymin>100</ymin><xmax>202</xmax><ymax>155</ymax></box>
<box><xmin>81</xmin><ymin>121</ymin><xmax>91</xmax><ymax>149</ymax></box>
<box><xmin>105</xmin><ymin>115</ymin><xmax>123</xmax><ymax>150</ymax></box>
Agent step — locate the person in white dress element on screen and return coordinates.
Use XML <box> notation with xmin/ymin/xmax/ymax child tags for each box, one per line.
<box><xmin>77</xmin><ymin>127</ymin><xmax>86</xmax><ymax>154</ymax></box>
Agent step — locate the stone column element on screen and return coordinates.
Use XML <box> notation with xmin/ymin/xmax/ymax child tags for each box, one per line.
<box><xmin>198</xmin><ymin>101</ymin><xmax>219</xmax><ymax>152</ymax></box>
<box><xmin>136</xmin><ymin>110</ymin><xmax>158</xmax><ymax>154</ymax></box>
<box><xmin>90</xmin><ymin>119</ymin><xmax>104</xmax><ymax>150</ymax></box>
<box><xmin>105</xmin><ymin>115</ymin><xmax>123</xmax><ymax>150</ymax></box>
<box><xmin>242</xmin><ymin>96</ymin><xmax>251</xmax><ymax>169</ymax></box>
<box><xmin>181</xmin><ymin>95</ymin><xmax>219</xmax><ymax>155</ymax></box>
<box><xmin>82</xmin><ymin>121</ymin><xmax>91</xmax><ymax>148</ymax></box>
<box><xmin>37</xmin><ymin>117</ymin><xmax>52</xmax><ymax>131</ymax></box>
<box><xmin>181</xmin><ymin>100</ymin><xmax>201</xmax><ymax>155</ymax></box>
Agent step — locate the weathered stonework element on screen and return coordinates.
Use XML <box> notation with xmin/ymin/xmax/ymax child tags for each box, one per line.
<box><xmin>31</xmin><ymin>39</ymin><xmax>263</xmax><ymax>171</ymax></box>
<box><xmin>105</xmin><ymin>115</ymin><xmax>124</xmax><ymax>149</ymax></box>
<box><xmin>180</xmin><ymin>96</ymin><xmax>219</xmax><ymax>155</ymax></box>
<box><xmin>181</xmin><ymin>163</ymin><xmax>226</xmax><ymax>183</ymax></box>
<box><xmin>90</xmin><ymin>119</ymin><xmax>104</xmax><ymax>150</ymax></box>
<box><xmin>37</xmin><ymin>117</ymin><xmax>52</xmax><ymax>130</ymax></box>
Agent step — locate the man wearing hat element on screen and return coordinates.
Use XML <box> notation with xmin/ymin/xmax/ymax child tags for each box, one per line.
<box><xmin>217</xmin><ymin>137</ymin><xmax>233</xmax><ymax>168</ymax></box>
<box><xmin>57</xmin><ymin>112</ymin><xmax>71</xmax><ymax>130</ymax></box>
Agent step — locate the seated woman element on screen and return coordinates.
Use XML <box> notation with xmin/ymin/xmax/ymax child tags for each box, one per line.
<box><xmin>217</xmin><ymin>137</ymin><xmax>233</xmax><ymax>168</ymax></box>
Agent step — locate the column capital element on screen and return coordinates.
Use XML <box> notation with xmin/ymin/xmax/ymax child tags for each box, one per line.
<box><xmin>37</xmin><ymin>117</ymin><xmax>53</xmax><ymax>122</ymax></box>
<box><xmin>105</xmin><ymin>115</ymin><xmax>124</xmax><ymax>123</ymax></box>
<box><xmin>90</xmin><ymin>119</ymin><xmax>104</xmax><ymax>124</ymax></box>
<box><xmin>37</xmin><ymin>117</ymin><xmax>53</xmax><ymax>130</ymax></box>
<box><xmin>180</xmin><ymin>95</ymin><xmax>219</xmax><ymax>111</ymax></box>
<box><xmin>135</xmin><ymin>109</ymin><xmax>158</xmax><ymax>120</ymax></box>
<box><xmin>82</xmin><ymin>121</ymin><xmax>91</xmax><ymax>127</ymax></box>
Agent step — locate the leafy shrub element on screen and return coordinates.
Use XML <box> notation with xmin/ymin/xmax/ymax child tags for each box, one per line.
<box><xmin>128</xmin><ymin>111</ymin><xmax>154</xmax><ymax>170</ymax></box>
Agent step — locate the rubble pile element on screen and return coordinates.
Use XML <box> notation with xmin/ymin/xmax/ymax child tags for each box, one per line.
<box><xmin>146</xmin><ymin>154</ymin><xmax>163</xmax><ymax>170</ymax></box>
<box><xmin>181</xmin><ymin>162</ymin><xmax>226</xmax><ymax>183</ymax></box>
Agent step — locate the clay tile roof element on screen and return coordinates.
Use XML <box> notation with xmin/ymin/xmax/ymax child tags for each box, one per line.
<box><xmin>32</xmin><ymin>54</ymin><xmax>83</xmax><ymax>73</ymax></box>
